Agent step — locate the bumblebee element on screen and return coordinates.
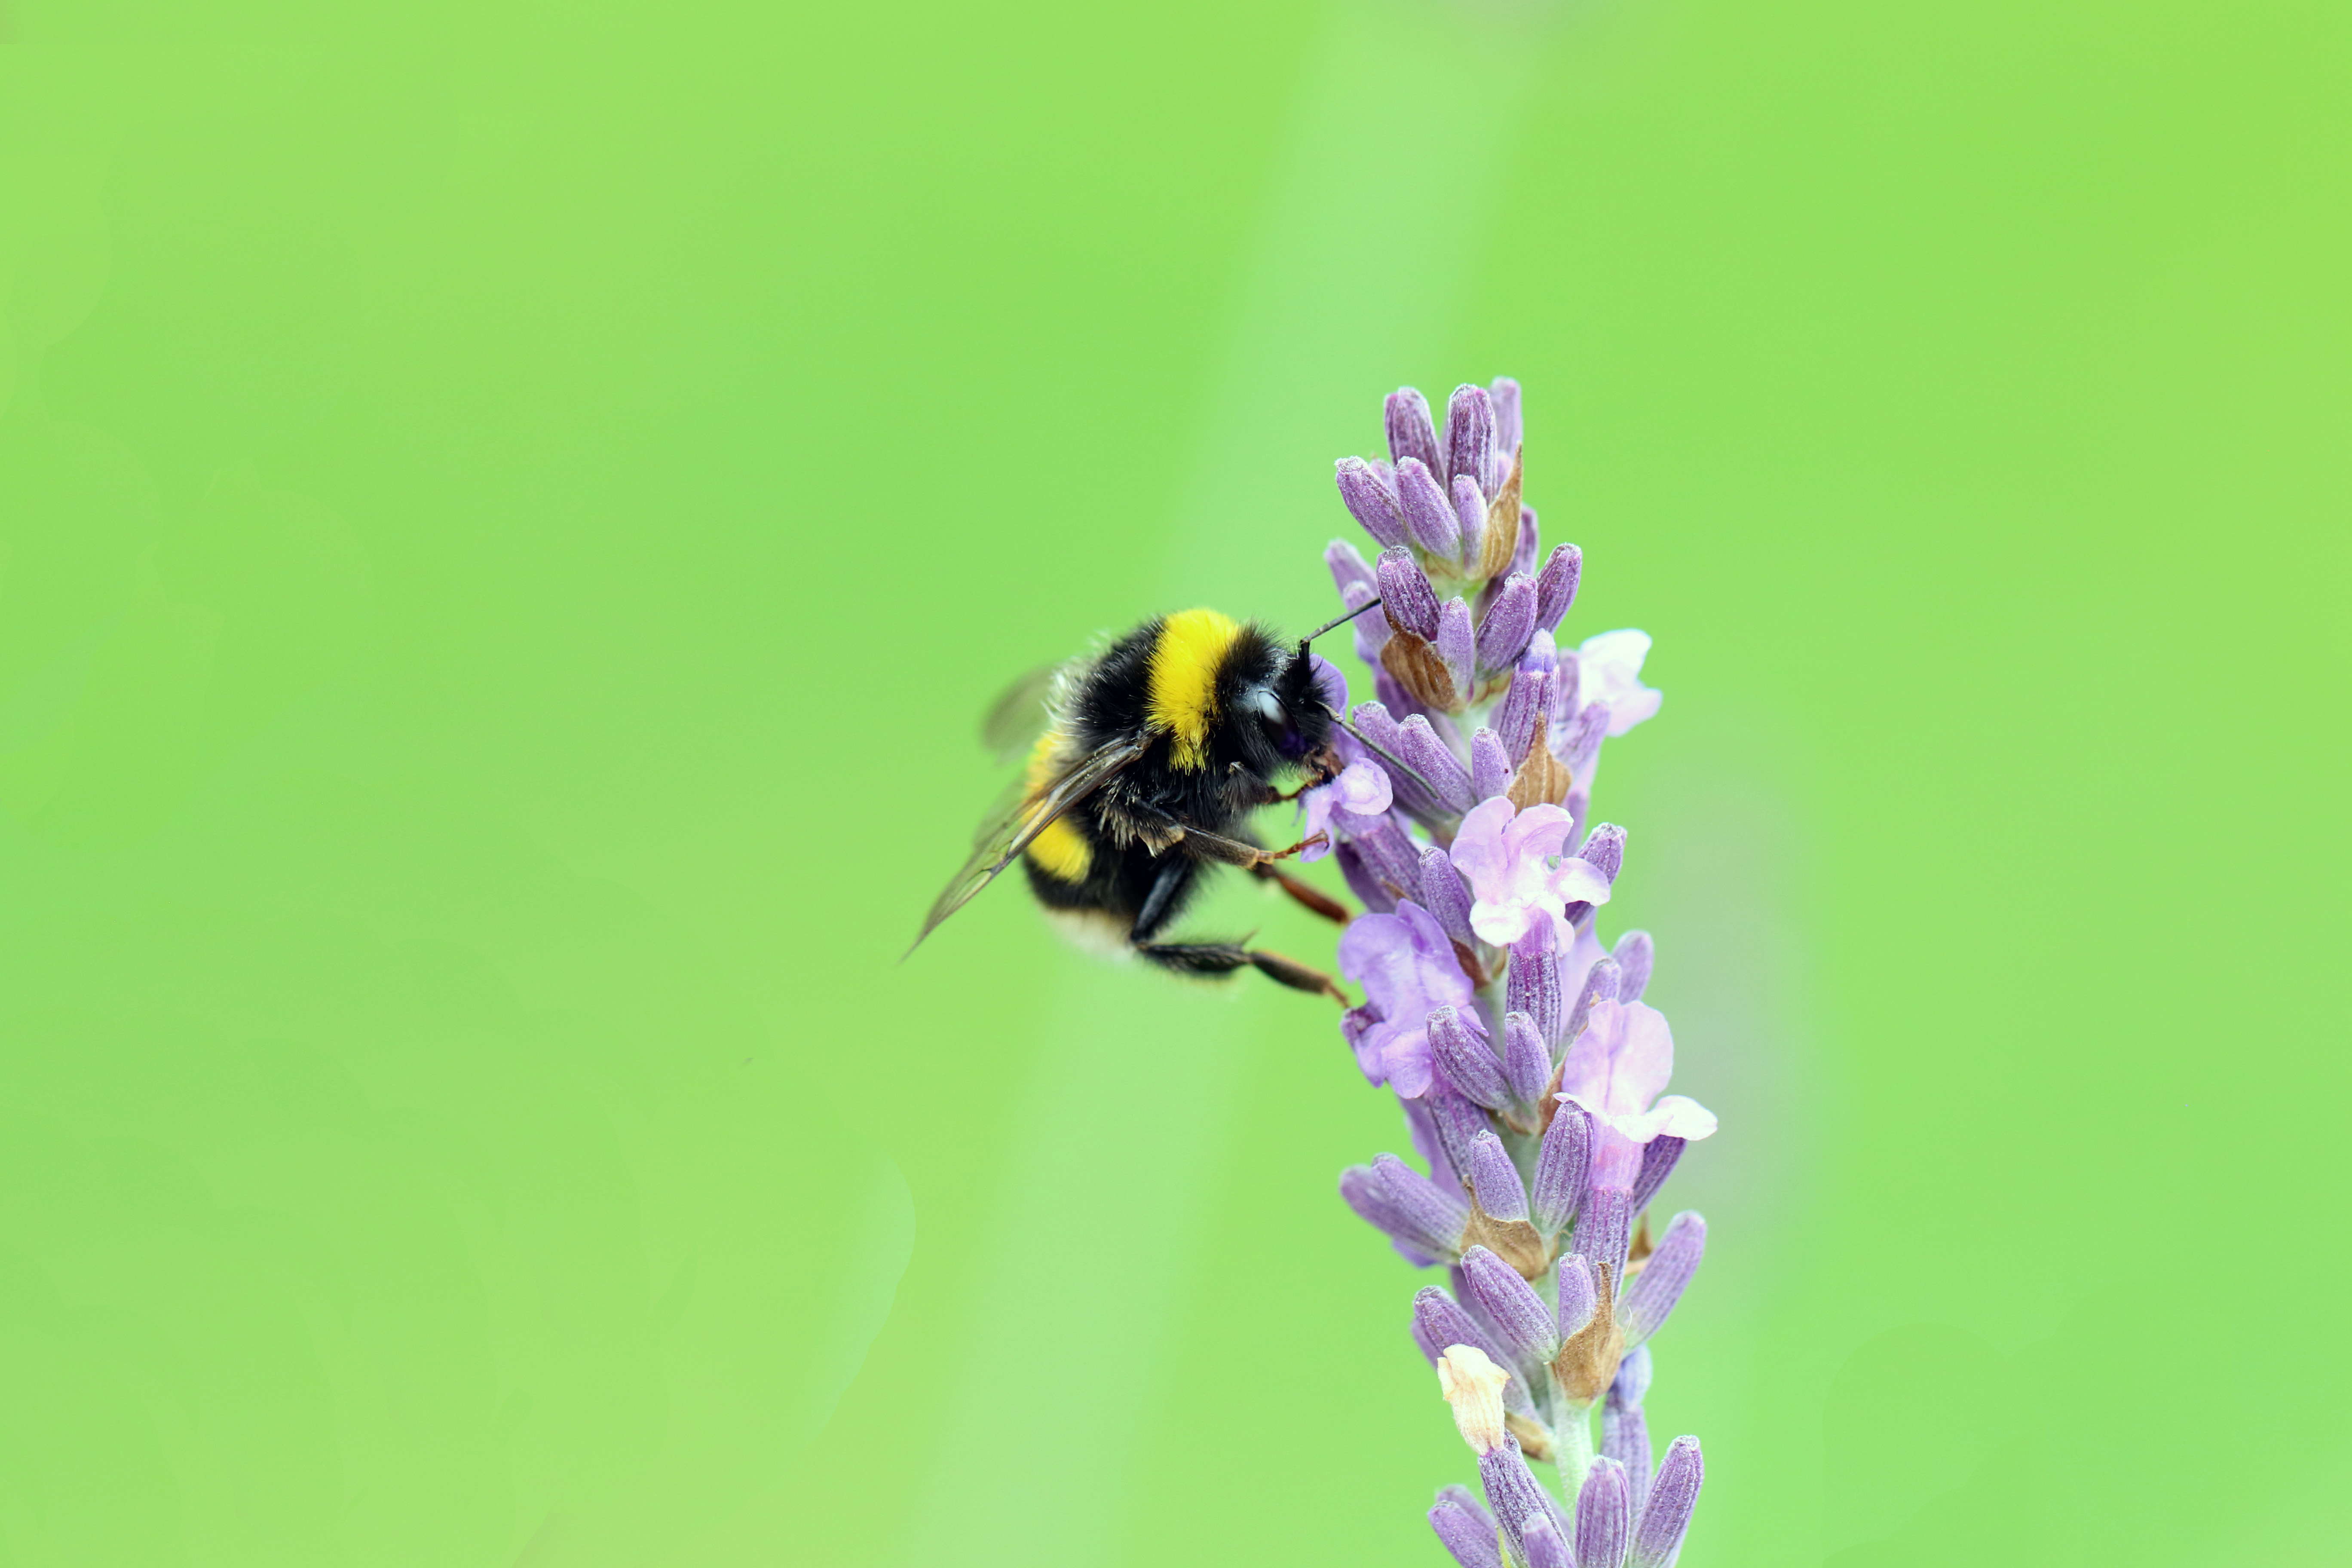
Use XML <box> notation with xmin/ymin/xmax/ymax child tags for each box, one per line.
<box><xmin>912</xmin><ymin>602</ymin><xmax>1383</xmax><ymax>998</ymax></box>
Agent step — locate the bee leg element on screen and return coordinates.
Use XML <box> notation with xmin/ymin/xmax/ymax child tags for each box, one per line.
<box><xmin>1250</xmin><ymin>861</ymin><xmax>1351</xmax><ymax>926</ymax></box>
<box><xmin>1132</xmin><ymin>855</ymin><xmax>1196</xmax><ymax>944</ymax></box>
<box><xmin>1179</xmin><ymin>825</ymin><xmax>1326</xmax><ymax>869</ymax></box>
<box><xmin>1132</xmin><ymin>941</ymin><xmax>1350</xmax><ymax>1005</ymax></box>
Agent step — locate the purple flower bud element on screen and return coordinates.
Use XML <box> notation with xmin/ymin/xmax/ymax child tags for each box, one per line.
<box><xmin>1502</xmin><ymin>1012</ymin><xmax>1550</xmax><ymax>1109</ymax></box>
<box><xmin>1556</xmin><ymin>1252</ymin><xmax>1600</xmax><ymax>1341</ymax></box>
<box><xmin>1339</xmin><ymin>1153</ymin><xmax>1468</xmax><ymax>1259</ymax></box>
<box><xmin>1491</xmin><ymin>377</ymin><xmax>1523</xmax><ymax>461</ymax></box>
<box><xmin>1343</xmin><ymin>580</ymin><xmax>1390</xmax><ymax>661</ymax></box>
<box><xmin>1574</xmin><ymin>1456</ymin><xmax>1632</xmax><ymax>1568</ymax></box>
<box><xmin>1534</xmin><ymin>543</ymin><xmax>1583</xmax><ymax>633</ymax></box>
<box><xmin>1494</xmin><ymin>632</ymin><xmax>1556</xmax><ymax>761</ymax></box>
<box><xmin>1476</xmin><ymin>574</ymin><xmax>1538</xmax><ymax>674</ymax></box>
<box><xmin>1562</xmin><ymin>824</ymin><xmax>1626</xmax><ymax>928</ymax></box>
<box><xmin>1630</xmin><ymin>1136</ymin><xmax>1685</xmax><ymax>1215</ymax></box>
<box><xmin>1430</xmin><ymin>1488</ymin><xmax>1504</xmax><ymax>1568</ymax></box>
<box><xmin>1419</xmin><ymin>846</ymin><xmax>1478</xmax><ymax>946</ymax></box>
<box><xmin>1387</xmin><ymin>386</ymin><xmax>1443</xmax><ymax>476</ymax></box>
<box><xmin>1577</xmin><ymin>822</ymin><xmax>1626</xmax><ymax>883</ymax></box>
<box><xmin>1530</xmin><ymin>1101</ymin><xmax>1590</xmax><ymax>1234</ymax></box>
<box><xmin>1443</xmin><ymin>384</ymin><xmax>1495</xmax><ymax>490</ymax></box>
<box><xmin>1424</xmin><ymin>1083</ymin><xmax>1496</xmax><ymax>1193</ymax></box>
<box><xmin>1451</xmin><ymin>474</ymin><xmax>1487</xmax><ymax>567</ymax></box>
<box><xmin>1471</xmin><ymin>727</ymin><xmax>1512</xmax><ymax>802</ymax></box>
<box><xmin>1563</xmin><ymin>957</ymin><xmax>1620</xmax><ymax>1045</ymax></box>
<box><xmin>1605</xmin><ymin>1355</ymin><xmax>1655</xmax><ymax>1522</ymax></box>
<box><xmin>1398</xmin><ymin>714</ymin><xmax>1474</xmax><ymax>814</ymax></box>
<box><xmin>1480</xmin><ymin>1441</ymin><xmax>1565</xmax><ymax>1567</ymax></box>
<box><xmin>1430</xmin><ymin>1006</ymin><xmax>1508</xmax><ymax>1111</ymax></box>
<box><xmin>1326</xmin><ymin>537</ymin><xmax>1376</xmax><ymax>600</ymax></box>
<box><xmin>1578</xmin><ymin>1184</ymin><xmax>1633</xmax><ymax>1296</ymax></box>
<box><xmin>1508</xmin><ymin>924</ymin><xmax>1564</xmax><ymax>1048</ymax></box>
<box><xmin>1494</xmin><ymin>669</ymin><xmax>1547</xmax><ymax>765</ymax></box>
<box><xmin>1348</xmin><ymin>812</ymin><xmax>1427</xmax><ymax>903</ymax></box>
<box><xmin>1335</xmin><ymin>841</ymin><xmax>1394</xmax><ymax>914</ymax></box>
<box><xmin>1340</xmin><ymin>1163</ymin><xmax>1422</xmax><ymax>1250</ymax></box>
<box><xmin>1510</xmin><ymin>505</ymin><xmax>1540</xmax><ymax>580</ymax></box>
<box><xmin>1619</xmin><ymin>1211</ymin><xmax>1705</xmax><ymax>1347</ymax></box>
<box><xmin>1461</xmin><ymin>1245</ymin><xmax>1561</xmax><ymax>1377</ymax></box>
<box><xmin>1351</xmin><ymin>701</ymin><xmax>1444</xmax><ymax>820</ymax></box>
<box><xmin>1396</xmin><ymin>457</ymin><xmax>1461</xmax><ymax>557</ymax></box>
<box><xmin>1335</xmin><ymin>458</ymin><xmax>1408</xmax><ymax>548</ymax></box>
<box><xmin>1401</xmin><ymin>1092</ymin><xmax>1461</xmax><ymax>1191</ymax></box>
<box><xmin>1467</xmin><ymin>1133</ymin><xmax>1531</xmax><ymax>1225</ymax></box>
<box><xmin>1611</xmin><ymin>1341</ymin><xmax>1653</xmax><ymax>1408</ymax></box>
<box><xmin>1520</xmin><ymin>1510</ymin><xmax>1571</xmax><ymax>1568</ymax></box>
<box><xmin>1436</xmin><ymin>597</ymin><xmax>1476</xmax><ymax>702</ymax></box>
<box><xmin>1613</xmin><ymin>930</ymin><xmax>1655</xmax><ymax>1003</ymax></box>
<box><xmin>1378</xmin><ymin>546</ymin><xmax>1442</xmax><ymax>640</ymax></box>
<box><xmin>1412</xmin><ymin>1289</ymin><xmax>1538</xmax><ymax>1419</ymax></box>
<box><xmin>1630</xmin><ymin>1437</ymin><xmax>1703</xmax><ymax>1568</ymax></box>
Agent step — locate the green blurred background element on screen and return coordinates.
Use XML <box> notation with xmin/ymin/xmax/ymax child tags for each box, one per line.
<box><xmin>1</xmin><ymin>0</ymin><xmax>2346</xmax><ymax>1561</ymax></box>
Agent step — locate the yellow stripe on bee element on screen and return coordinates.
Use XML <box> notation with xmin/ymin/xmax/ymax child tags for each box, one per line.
<box><xmin>1023</xmin><ymin>729</ymin><xmax>1092</xmax><ymax>882</ymax></box>
<box><xmin>1145</xmin><ymin>607</ymin><xmax>1241</xmax><ymax>772</ymax></box>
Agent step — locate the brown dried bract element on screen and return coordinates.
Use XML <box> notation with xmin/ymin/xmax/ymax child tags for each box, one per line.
<box><xmin>1379</xmin><ymin>631</ymin><xmax>1465</xmax><ymax>713</ymax></box>
<box><xmin>1549</xmin><ymin>1265</ymin><xmax>1627</xmax><ymax>1406</ymax></box>
<box><xmin>1476</xmin><ymin>443</ymin><xmax>1524</xmax><ymax>581</ymax></box>
<box><xmin>1505</xmin><ymin>1410</ymin><xmax>1556</xmax><ymax>1463</ymax></box>
<box><xmin>1462</xmin><ymin>1194</ymin><xmax>1553</xmax><ymax>1282</ymax></box>
<box><xmin>1507</xmin><ymin>712</ymin><xmax>1573</xmax><ymax>809</ymax></box>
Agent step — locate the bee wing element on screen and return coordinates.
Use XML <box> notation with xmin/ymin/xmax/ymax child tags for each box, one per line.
<box><xmin>979</xmin><ymin>660</ymin><xmax>1078</xmax><ymax>766</ymax></box>
<box><xmin>909</xmin><ymin>730</ymin><xmax>1153</xmax><ymax>952</ymax></box>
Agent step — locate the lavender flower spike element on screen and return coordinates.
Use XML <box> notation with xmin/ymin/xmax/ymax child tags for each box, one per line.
<box><xmin>1313</xmin><ymin>377</ymin><xmax>1711</xmax><ymax>1563</ymax></box>
<box><xmin>1630</xmin><ymin>1437</ymin><xmax>1704</xmax><ymax>1568</ymax></box>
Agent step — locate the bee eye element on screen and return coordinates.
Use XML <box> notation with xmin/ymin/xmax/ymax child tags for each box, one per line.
<box><xmin>1248</xmin><ymin>688</ymin><xmax>1287</xmax><ymax>728</ymax></box>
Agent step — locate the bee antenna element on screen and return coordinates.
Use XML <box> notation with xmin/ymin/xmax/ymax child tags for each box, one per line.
<box><xmin>1298</xmin><ymin>596</ymin><xmax>1384</xmax><ymax>652</ymax></box>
